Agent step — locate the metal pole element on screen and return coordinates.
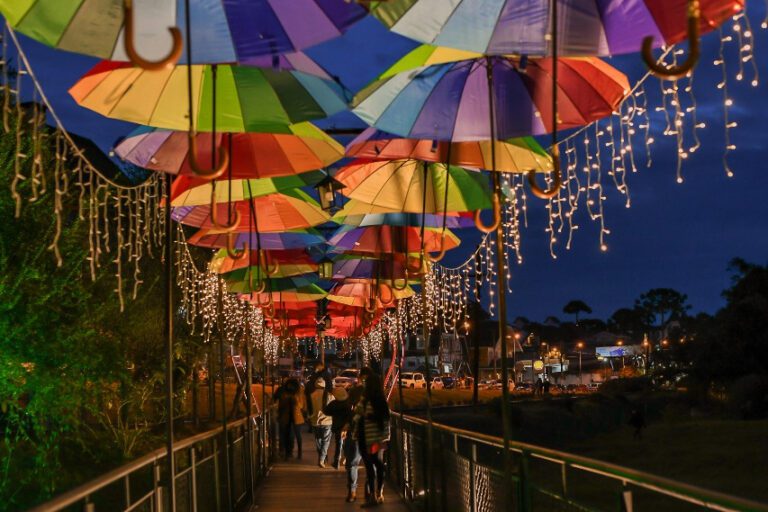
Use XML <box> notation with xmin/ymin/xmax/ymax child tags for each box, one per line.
<box><xmin>472</xmin><ymin>251</ymin><xmax>481</xmax><ymax>407</ymax></box>
<box><xmin>579</xmin><ymin>350</ymin><xmax>582</xmax><ymax>385</ymax></box>
<box><xmin>244</xmin><ymin>304</ymin><xmax>254</xmax><ymax>502</ymax></box>
<box><xmin>163</xmin><ymin>173</ymin><xmax>176</xmax><ymax>511</ymax></box>
<box><xmin>486</xmin><ymin>57</ymin><xmax>514</xmax><ymax>509</ymax></box>
<box><xmin>217</xmin><ymin>278</ymin><xmax>233</xmax><ymax>511</ymax></box>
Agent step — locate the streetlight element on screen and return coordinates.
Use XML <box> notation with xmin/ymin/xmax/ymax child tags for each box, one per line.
<box><xmin>576</xmin><ymin>341</ymin><xmax>584</xmax><ymax>384</ymax></box>
<box><xmin>642</xmin><ymin>337</ymin><xmax>650</xmax><ymax>373</ymax></box>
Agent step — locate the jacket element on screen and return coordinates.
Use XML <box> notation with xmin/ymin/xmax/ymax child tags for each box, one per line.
<box><xmin>356</xmin><ymin>400</ymin><xmax>390</xmax><ymax>447</ymax></box>
<box><xmin>323</xmin><ymin>398</ymin><xmax>353</xmax><ymax>433</ymax></box>
<box><xmin>309</xmin><ymin>389</ymin><xmax>333</xmax><ymax>427</ymax></box>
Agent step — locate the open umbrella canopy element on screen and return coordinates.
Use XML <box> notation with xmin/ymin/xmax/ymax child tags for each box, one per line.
<box><xmin>241</xmin><ymin>288</ymin><xmax>327</xmax><ymax>304</ymax></box>
<box><xmin>353</xmin><ymin>56</ymin><xmax>629</xmax><ymax>141</ymax></box>
<box><xmin>115</xmin><ymin>124</ymin><xmax>344</xmax><ymax>178</ymax></box>
<box><xmin>327</xmin><ymin>279</ymin><xmax>414</xmax><ymax>307</ymax></box>
<box><xmin>334</xmin><ymin>160</ymin><xmax>491</xmax><ymax>213</ymax></box>
<box><xmin>331</xmin><ymin>201</ymin><xmax>476</xmax><ymax>227</ymax></box>
<box><xmin>187</xmin><ymin>228</ymin><xmax>325</xmax><ymax>250</ymax></box>
<box><xmin>171</xmin><ymin>190</ymin><xmax>330</xmax><ymax>232</ymax></box>
<box><xmin>227</xmin><ymin>274</ymin><xmax>322</xmax><ymax>294</ymax></box>
<box><xmin>70</xmin><ymin>61</ymin><xmax>348</xmax><ymax>132</ymax></box>
<box><xmin>328</xmin><ymin>224</ymin><xmax>460</xmax><ymax>255</ymax></box>
<box><xmin>170</xmin><ymin>173</ymin><xmax>324</xmax><ymax>206</ymax></box>
<box><xmin>221</xmin><ymin>263</ymin><xmax>318</xmax><ymax>282</ymax></box>
<box><xmin>346</xmin><ymin>127</ymin><xmax>553</xmax><ymax>173</ymax></box>
<box><xmin>331</xmin><ymin>258</ymin><xmax>421</xmax><ymax>284</ymax></box>
<box><xmin>367</xmin><ymin>0</ymin><xmax>743</xmax><ymax>57</ymax></box>
<box><xmin>333</xmin><ymin>210</ymin><xmax>475</xmax><ymax>229</ymax></box>
<box><xmin>210</xmin><ymin>248</ymin><xmax>316</xmax><ymax>274</ymax></box>
<box><xmin>0</xmin><ymin>0</ymin><xmax>366</xmax><ymax>62</ymax></box>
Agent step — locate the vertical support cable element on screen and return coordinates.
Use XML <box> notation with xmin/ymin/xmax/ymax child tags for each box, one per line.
<box><xmin>163</xmin><ymin>172</ymin><xmax>176</xmax><ymax>511</ymax></box>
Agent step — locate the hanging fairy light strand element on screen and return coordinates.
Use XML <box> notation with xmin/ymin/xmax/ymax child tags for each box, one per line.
<box><xmin>2</xmin><ymin>25</ymin><xmax>166</xmax><ymax>311</ymax></box>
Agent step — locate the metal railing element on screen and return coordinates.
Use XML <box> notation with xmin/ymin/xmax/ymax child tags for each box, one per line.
<box><xmin>388</xmin><ymin>413</ymin><xmax>768</xmax><ymax>512</ymax></box>
<box><xmin>28</xmin><ymin>414</ymin><xmax>273</xmax><ymax>512</ymax></box>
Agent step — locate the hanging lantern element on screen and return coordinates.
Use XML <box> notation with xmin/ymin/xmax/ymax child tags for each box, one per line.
<box><xmin>314</xmin><ymin>171</ymin><xmax>346</xmax><ymax>212</ymax></box>
<box><xmin>318</xmin><ymin>256</ymin><xmax>334</xmax><ymax>279</ymax></box>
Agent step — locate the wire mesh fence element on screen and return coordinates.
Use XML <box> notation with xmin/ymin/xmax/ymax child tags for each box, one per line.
<box><xmin>389</xmin><ymin>413</ymin><xmax>768</xmax><ymax>512</ymax></box>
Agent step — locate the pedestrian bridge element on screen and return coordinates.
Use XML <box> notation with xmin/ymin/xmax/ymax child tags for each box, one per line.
<box><xmin>27</xmin><ymin>412</ymin><xmax>768</xmax><ymax>512</ymax></box>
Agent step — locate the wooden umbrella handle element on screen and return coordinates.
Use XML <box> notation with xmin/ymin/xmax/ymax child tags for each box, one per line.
<box><xmin>527</xmin><ymin>146</ymin><xmax>562</xmax><ymax>199</ymax></box>
<box><xmin>641</xmin><ymin>0</ymin><xmax>700</xmax><ymax>80</ymax></box>
<box><xmin>123</xmin><ymin>0</ymin><xmax>183</xmax><ymax>71</ymax></box>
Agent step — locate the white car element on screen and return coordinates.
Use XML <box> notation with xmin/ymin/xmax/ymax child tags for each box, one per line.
<box><xmin>400</xmin><ymin>372</ymin><xmax>427</xmax><ymax>389</ymax></box>
<box><xmin>332</xmin><ymin>369</ymin><xmax>361</xmax><ymax>388</ymax></box>
<box><xmin>431</xmin><ymin>377</ymin><xmax>444</xmax><ymax>389</ymax></box>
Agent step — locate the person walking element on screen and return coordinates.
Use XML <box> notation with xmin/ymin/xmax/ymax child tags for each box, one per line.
<box><xmin>355</xmin><ymin>373</ymin><xmax>390</xmax><ymax>506</ymax></box>
<box><xmin>276</xmin><ymin>378</ymin><xmax>305</xmax><ymax>460</ymax></box>
<box><xmin>324</xmin><ymin>386</ymin><xmax>363</xmax><ymax>502</ymax></box>
<box><xmin>308</xmin><ymin>377</ymin><xmax>334</xmax><ymax>467</ymax></box>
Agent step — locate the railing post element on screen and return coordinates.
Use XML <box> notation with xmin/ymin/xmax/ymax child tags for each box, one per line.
<box><xmin>153</xmin><ymin>461</ymin><xmax>164</xmax><ymax>512</ymax></box>
<box><xmin>124</xmin><ymin>474</ymin><xmax>131</xmax><ymax>510</ymax></box>
<box><xmin>213</xmin><ymin>438</ymin><xmax>222</xmax><ymax>512</ymax></box>
<box><xmin>518</xmin><ymin>450</ymin><xmax>531</xmax><ymax>512</ymax></box>
<box><xmin>191</xmin><ymin>447</ymin><xmax>198</xmax><ymax>512</ymax></box>
<box><xmin>621</xmin><ymin>482</ymin><xmax>633</xmax><ymax>512</ymax></box>
<box><xmin>83</xmin><ymin>499</ymin><xmax>94</xmax><ymax>512</ymax></box>
<box><xmin>469</xmin><ymin>443</ymin><xmax>476</xmax><ymax>512</ymax></box>
<box><xmin>561</xmin><ymin>461</ymin><xmax>568</xmax><ymax>501</ymax></box>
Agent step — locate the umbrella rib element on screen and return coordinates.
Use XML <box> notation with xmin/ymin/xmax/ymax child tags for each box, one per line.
<box><xmin>147</xmin><ymin>69</ymin><xmax>182</xmax><ymax>127</ymax></box>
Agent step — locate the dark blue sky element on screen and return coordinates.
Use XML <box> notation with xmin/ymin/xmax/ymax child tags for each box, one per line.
<box><xmin>13</xmin><ymin>5</ymin><xmax>768</xmax><ymax>322</ymax></box>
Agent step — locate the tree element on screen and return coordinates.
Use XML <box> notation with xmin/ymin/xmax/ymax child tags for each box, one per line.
<box><xmin>635</xmin><ymin>288</ymin><xmax>690</xmax><ymax>329</ymax></box>
<box><xmin>691</xmin><ymin>259</ymin><xmax>768</xmax><ymax>383</ymax></box>
<box><xmin>562</xmin><ymin>300</ymin><xmax>592</xmax><ymax>325</ymax></box>
<box><xmin>608</xmin><ymin>307</ymin><xmax>652</xmax><ymax>335</ymax></box>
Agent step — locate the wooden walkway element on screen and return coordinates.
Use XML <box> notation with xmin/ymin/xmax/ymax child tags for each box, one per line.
<box><xmin>251</xmin><ymin>429</ymin><xmax>409</xmax><ymax>511</ymax></box>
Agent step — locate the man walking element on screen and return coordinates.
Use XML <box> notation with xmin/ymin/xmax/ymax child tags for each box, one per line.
<box><xmin>309</xmin><ymin>377</ymin><xmax>334</xmax><ymax>467</ymax></box>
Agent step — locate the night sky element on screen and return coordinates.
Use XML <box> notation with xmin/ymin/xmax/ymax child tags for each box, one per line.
<box><xmin>11</xmin><ymin>4</ymin><xmax>768</xmax><ymax>323</ymax></box>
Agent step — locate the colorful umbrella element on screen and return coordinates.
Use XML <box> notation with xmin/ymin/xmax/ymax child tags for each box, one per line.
<box><xmin>334</xmin><ymin>160</ymin><xmax>492</xmax><ymax>213</ymax></box>
<box><xmin>331</xmin><ymin>201</ymin><xmax>476</xmax><ymax>227</ymax></box>
<box><xmin>0</xmin><ymin>1</ymin><xmax>366</xmax><ymax>62</ymax></box>
<box><xmin>328</xmin><ymin>225</ymin><xmax>460</xmax><ymax>255</ymax></box>
<box><xmin>115</xmin><ymin>124</ymin><xmax>344</xmax><ymax>178</ymax></box>
<box><xmin>366</xmin><ymin>0</ymin><xmax>742</xmax><ymax>57</ymax></box>
<box><xmin>70</xmin><ymin>61</ymin><xmax>348</xmax><ymax>132</ymax></box>
<box><xmin>228</xmin><ymin>275</ymin><xmax>321</xmax><ymax>294</ymax></box>
<box><xmin>210</xmin><ymin>248</ymin><xmax>316</xmax><ymax>274</ymax></box>
<box><xmin>346</xmin><ymin>127</ymin><xmax>553</xmax><ymax>173</ymax></box>
<box><xmin>242</xmin><ymin>288</ymin><xmax>326</xmax><ymax>304</ymax></box>
<box><xmin>170</xmin><ymin>173</ymin><xmax>324</xmax><ymax>206</ymax></box>
<box><xmin>328</xmin><ymin>279</ymin><xmax>414</xmax><ymax>307</ymax></box>
<box><xmin>171</xmin><ymin>190</ymin><xmax>330</xmax><ymax>232</ymax></box>
<box><xmin>353</xmin><ymin>56</ymin><xmax>629</xmax><ymax>141</ymax></box>
<box><xmin>187</xmin><ymin>228</ymin><xmax>325</xmax><ymax>250</ymax></box>
<box><xmin>221</xmin><ymin>263</ymin><xmax>318</xmax><ymax>282</ymax></box>
<box><xmin>331</xmin><ymin>258</ymin><xmax>407</xmax><ymax>281</ymax></box>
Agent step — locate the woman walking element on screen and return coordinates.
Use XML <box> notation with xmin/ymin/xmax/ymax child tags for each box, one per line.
<box><xmin>276</xmin><ymin>378</ymin><xmax>305</xmax><ymax>460</ymax></box>
<box><xmin>355</xmin><ymin>373</ymin><xmax>390</xmax><ymax>506</ymax></box>
<box><xmin>324</xmin><ymin>386</ymin><xmax>362</xmax><ymax>502</ymax></box>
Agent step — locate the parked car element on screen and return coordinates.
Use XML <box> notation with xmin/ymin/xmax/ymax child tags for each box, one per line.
<box><xmin>400</xmin><ymin>372</ymin><xmax>427</xmax><ymax>388</ymax></box>
<box><xmin>586</xmin><ymin>382</ymin><xmax>601</xmax><ymax>391</ymax></box>
<box><xmin>431</xmin><ymin>377</ymin><xmax>445</xmax><ymax>389</ymax></box>
<box><xmin>477</xmin><ymin>379</ymin><xmax>498</xmax><ymax>390</ymax></box>
<box><xmin>514</xmin><ymin>382</ymin><xmax>532</xmax><ymax>393</ymax></box>
<box><xmin>437</xmin><ymin>376</ymin><xmax>456</xmax><ymax>389</ymax></box>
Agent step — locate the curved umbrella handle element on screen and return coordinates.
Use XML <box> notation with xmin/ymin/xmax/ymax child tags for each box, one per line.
<box><xmin>188</xmin><ymin>132</ymin><xmax>229</xmax><ymax>180</ymax></box>
<box><xmin>392</xmin><ymin>268</ymin><xmax>409</xmax><ymax>291</ymax></box>
<box><xmin>364</xmin><ymin>296</ymin><xmax>377</xmax><ymax>314</ymax></box>
<box><xmin>641</xmin><ymin>0</ymin><xmax>700</xmax><ymax>80</ymax></box>
<box><xmin>248</xmin><ymin>269</ymin><xmax>266</xmax><ymax>295</ymax></box>
<box><xmin>473</xmin><ymin>192</ymin><xmax>501</xmax><ymax>233</ymax></box>
<box><xmin>123</xmin><ymin>0</ymin><xmax>183</xmax><ymax>71</ymax></box>
<box><xmin>257</xmin><ymin>290</ymin><xmax>273</xmax><ymax>308</ymax></box>
<box><xmin>527</xmin><ymin>146</ymin><xmax>562</xmax><ymax>199</ymax></box>
<box><xmin>427</xmin><ymin>234</ymin><xmax>447</xmax><ymax>263</ymax></box>
<box><xmin>260</xmin><ymin>250</ymin><xmax>280</xmax><ymax>276</ymax></box>
<box><xmin>379</xmin><ymin>282</ymin><xmax>395</xmax><ymax>306</ymax></box>
<box><xmin>209</xmin><ymin>196</ymin><xmax>241</xmax><ymax>232</ymax></box>
<box><xmin>226</xmin><ymin>232</ymin><xmax>248</xmax><ymax>260</ymax></box>
<box><xmin>262</xmin><ymin>300</ymin><xmax>275</xmax><ymax>319</ymax></box>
